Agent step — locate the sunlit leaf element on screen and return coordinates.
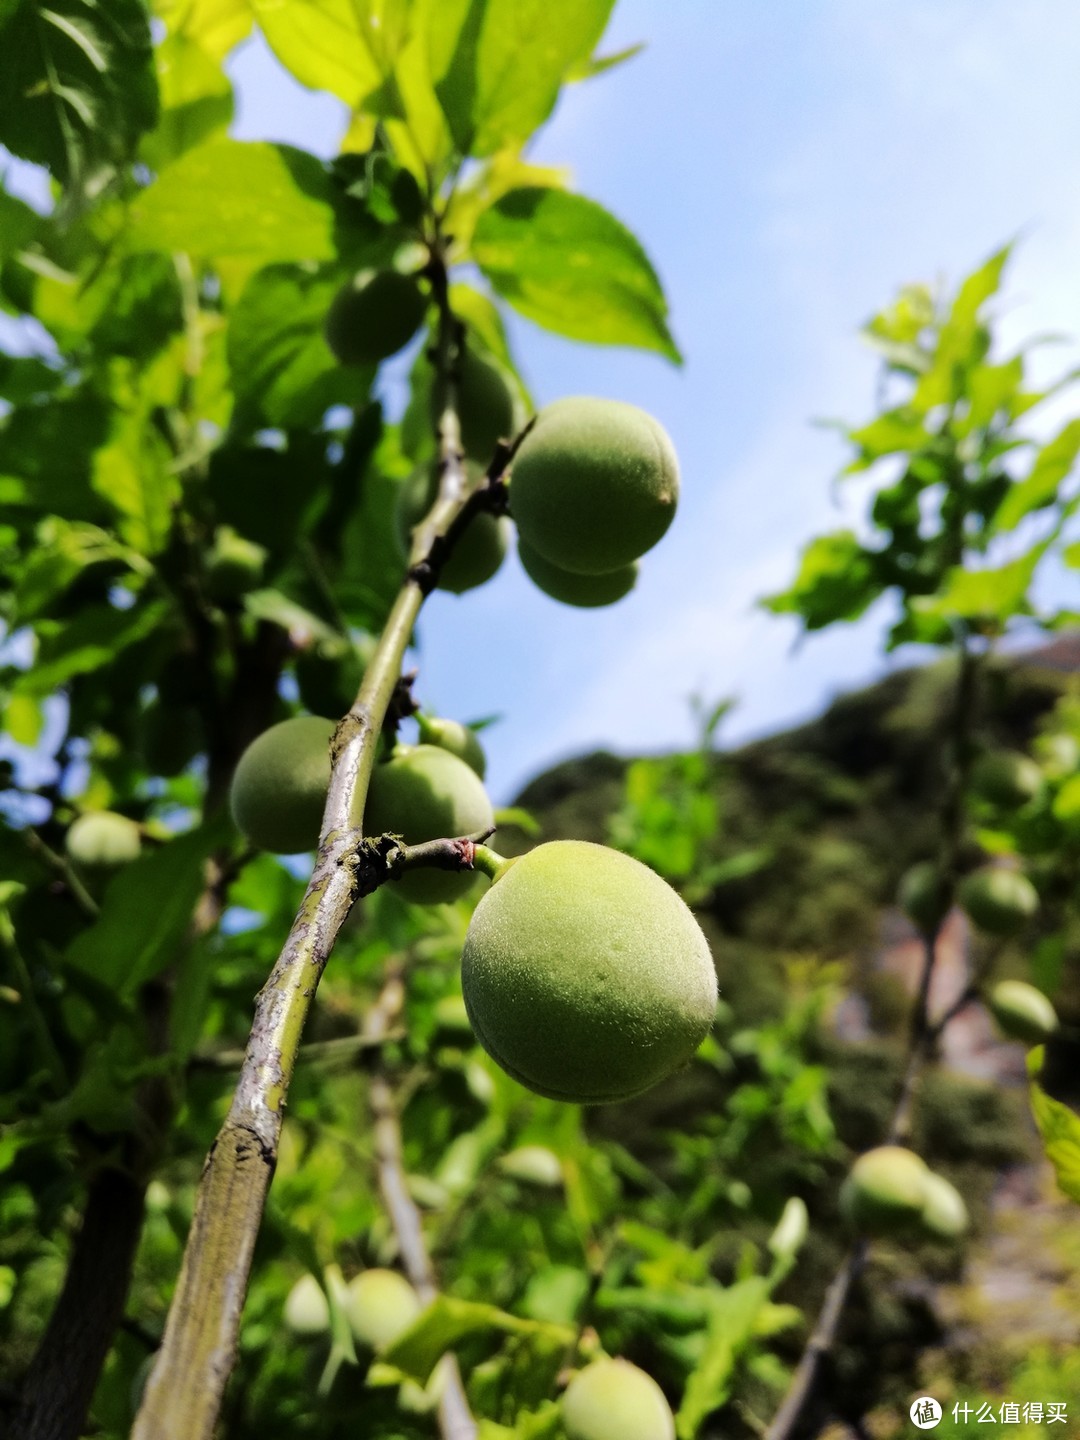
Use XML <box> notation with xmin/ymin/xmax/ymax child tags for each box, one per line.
<box><xmin>991</xmin><ymin>418</ymin><xmax>1080</xmax><ymax>532</ymax></box>
<box><xmin>1028</xmin><ymin>1049</ymin><xmax>1080</xmax><ymax>1206</ymax></box>
<box><xmin>429</xmin><ymin>0</ymin><xmax>614</xmax><ymax>157</ymax></box>
<box><xmin>0</xmin><ymin>0</ymin><xmax>158</xmax><ymax>201</ymax></box>
<box><xmin>472</xmin><ymin>188</ymin><xmax>680</xmax><ymax>362</ymax></box>
<box><xmin>128</xmin><ymin>140</ymin><xmax>339</xmax><ymax>267</ymax></box>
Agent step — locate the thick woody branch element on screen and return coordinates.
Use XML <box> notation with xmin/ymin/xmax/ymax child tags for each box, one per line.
<box><xmin>132</xmin><ymin>242</ymin><xmax>486</xmax><ymax>1440</ymax></box>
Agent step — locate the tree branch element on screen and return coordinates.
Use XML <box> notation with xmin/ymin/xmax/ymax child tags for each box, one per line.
<box><xmin>132</xmin><ymin>241</ymin><xmax>495</xmax><ymax>1440</ymax></box>
<box><xmin>363</xmin><ymin>968</ymin><xmax>477</xmax><ymax>1440</ymax></box>
<box><xmin>765</xmin><ymin>638</ymin><xmax>983</xmax><ymax>1440</ymax></box>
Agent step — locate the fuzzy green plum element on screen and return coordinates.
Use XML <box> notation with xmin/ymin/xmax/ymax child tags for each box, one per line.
<box><xmin>229</xmin><ymin>716</ymin><xmax>335</xmax><ymax>854</ymax></box>
<box><xmin>324</xmin><ymin>270</ymin><xmax>427</xmax><ymax>367</ymax></box>
<box><xmin>434</xmin><ymin>349</ymin><xmax>519</xmax><ymax>462</ymax></box>
<box><xmin>959</xmin><ymin>867</ymin><xmax>1039</xmax><ymax>937</ymax></box>
<box><xmin>988</xmin><ymin>979</ymin><xmax>1058</xmax><ymax>1044</ymax></box>
<box><xmin>509</xmin><ymin>397</ymin><xmax>679</xmax><ymax>576</ymax></box>
<box><xmin>417</xmin><ymin>714</ymin><xmax>487</xmax><ymax>778</ymax></box>
<box><xmin>971</xmin><ymin>751</ymin><xmax>1043</xmax><ymax>809</ymax></box>
<box><xmin>283</xmin><ymin>1274</ymin><xmax>330</xmax><ymax>1338</ymax></box>
<box><xmin>396</xmin><ymin>464</ymin><xmax>510</xmax><ymax>594</ymax></box>
<box><xmin>66</xmin><ymin>811</ymin><xmax>142</xmax><ymax>871</ymax></box>
<box><xmin>562</xmin><ymin>1358</ymin><xmax>675</xmax><ymax>1440</ymax></box>
<box><xmin>917</xmin><ymin>1172</ymin><xmax>968</xmax><ymax>1241</ymax></box>
<box><xmin>364</xmin><ymin>744</ymin><xmax>494</xmax><ymax>904</ymax></box>
<box><xmin>460</xmin><ymin>840</ymin><xmax>717</xmax><ymax>1104</ymax></box>
<box><xmin>518</xmin><ymin>538</ymin><xmax>638</xmax><ymax>608</ymax></box>
<box><xmin>839</xmin><ymin>1146</ymin><xmax>931</xmax><ymax>1236</ymax></box>
<box><xmin>897</xmin><ymin>861</ymin><xmax>951</xmax><ymax>935</ymax></box>
<box><xmin>343</xmin><ymin>1269</ymin><xmax>421</xmax><ymax>1352</ymax></box>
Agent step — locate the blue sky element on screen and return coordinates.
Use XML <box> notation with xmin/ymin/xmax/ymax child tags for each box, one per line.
<box><xmin>10</xmin><ymin>2</ymin><xmax>1080</xmax><ymax>807</ymax></box>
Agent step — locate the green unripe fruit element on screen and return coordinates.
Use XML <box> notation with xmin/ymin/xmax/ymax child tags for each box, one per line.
<box><xmin>364</xmin><ymin>744</ymin><xmax>495</xmax><ymax>904</ymax></box>
<box><xmin>448</xmin><ymin>350</ymin><xmax>519</xmax><ymax>462</ymax></box>
<box><xmin>767</xmin><ymin>1196</ymin><xmax>809</xmax><ymax>1262</ymax></box>
<box><xmin>396</xmin><ymin>464</ymin><xmax>510</xmax><ymax>594</ymax></box>
<box><xmin>205</xmin><ymin>527</ymin><xmax>267</xmax><ymax>602</ymax></box>
<box><xmin>518</xmin><ymin>538</ymin><xmax>638</xmax><ymax>608</ymax></box>
<box><xmin>498</xmin><ymin>1145</ymin><xmax>563</xmax><ymax>1187</ymax></box>
<box><xmin>294</xmin><ymin>637</ymin><xmax>375</xmax><ymax>718</ymax></box>
<box><xmin>343</xmin><ymin>1269</ymin><xmax>421</xmax><ymax>1352</ymax></box>
<box><xmin>417</xmin><ymin>715</ymin><xmax>487</xmax><ymax>778</ymax></box>
<box><xmin>324</xmin><ymin>270</ymin><xmax>427</xmax><ymax>367</ymax></box>
<box><xmin>1039</xmin><ymin>733</ymin><xmax>1080</xmax><ymax>778</ymax></box>
<box><xmin>988</xmin><ymin>979</ymin><xmax>1058</xmax><ymax>1045</ymax></box>
<box><xmin>460</xmin><ymin>840</ymin><xmax>717</xmax><ymax>1104</ymax></box>
<box><xmin>229</xmin><ymin>715</ymin><xmax>335</xmax><ymax>853</ymax></box>
<box><xmin>562</xmin><ymin>1358</ymin><xmax>676</xmax><ymax>1440</ymax></box>
<box><xmin>839</xmin><ymin>1146</ymin><xmax>930</xmax><ymax>1236</ymax></box>
<box><xmin>509</xmin><ymin>397</ymin><xmax>679</xmax><ymax>576</ymax></box>
<box><xmin>283</xmin><ymin>1273</ymin><xmax>331</xmax><ymax>1337</ymax></box>
<box><xmin>897</xmin><ymin>861</ymin><xmax>951</xmax><ymax>935</ymax></box>
<box><xmin>918</xmin><ymin>1172</ymin><xmax>968</xmax><ymax>1241</ymax></box>
<box><xmin>958</xmin><ymin>867</ymin><xmax>1039</xmax><ymax>937</ymax></box>
<box><xmin>971</xmin><ymin>751</ymin><xmax>1043</xmax><ymax>809</ymax></box>
<box><xmin>66</xmin><ymin>811</ymin><xmax>142</xmax><ymax>871</ymax></box>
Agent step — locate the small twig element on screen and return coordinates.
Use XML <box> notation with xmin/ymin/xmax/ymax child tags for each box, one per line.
<box><xmin>190</xmin><ymin>1029</ymin><xmax>406</xmax><ymax>1074</ymax></box>
<box><xmin>364</xmin><ymin>968</ymin><xmax>477</xmax><ymax>1440</ymax></box>
<box><xmin>24</xmin><ymin>829</ymin><xmax>99</xmax><ymax>917</ymax></box>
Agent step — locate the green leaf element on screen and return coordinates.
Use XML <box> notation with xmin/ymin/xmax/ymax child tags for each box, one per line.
<box><xmin>154</xmin><ymin>0</ymin><xmax>252</xmax><ymax>62</ymax></box>
<box><xmin>65</xmin><ymin>817</ymin><xmax>231</xmax><ymax>995</ymax></box>
<box><xmin>911</xmin><ymin>546</ymin><xmax>1045</xmax><ymax>625</ymax></box>
<box><xmin>991</xmin><ymin>418</ymin><xmax>1080</xmax><ymax>533</ymax></box>
<box><xmin>676</xmin><ymin>1277</ymin><xmax>771</xmax><ymax>1439</ymax></box>
<box><xmin>0</xmin><ymin>0</ymin><xmax>158</xmax><ymax>200</ymax></box>
<box><xmin>472</xmin><ymin>188</ymin><xmax>679</xmax><ymax>362</ymax></box>
<box><xmin>0</xmin><ymin>185</ymin><xmax>39</xmax><ymax>268</ymax></box>
<box><xmin>128</xmin><ymin>140</ymin><xmax>339</xmax><ymax>268</ymax></box>
<box><xmin>228</xmin><ymin>263</ymin><xmax>363</xmax><ymax>429</ymax></box>
<box><xmin>762</xmin><ymin>531</ymin><xmax>883</xmax><ymax>631</ymax></box>
<box><xmin>912</xmin><ymin>245</ymin><xmax>1010</xmax><ymax>412</ymax></box>
<box><xmin>843</xmin><ymin>409</ymin><xmax>930</xmax><ymax>471</ymax></box>
<box><xmin>91</xmin><ymin>408</ymin><xmax>179</xmax><ymax>556</ymax></box>
<box><xmin>13</xmin><ymin>601</ymin><xmax>168</xmax><ymax>696</ymax></box>
<box><xmin>14</xmin><ymin>519</ymin><xmax>149</xmax><ymax>623</ymax></box>
<box><xmin>141</xmin><ymin>31</ymin><xmax>234</xmax><ymax>170</ymax></box>
<box><xmin>429</xmin><ymin>0</ymin><xmax>615</xmax><ymax>157</ymax></box>
<box><xmin>250</xmin><ymin>0</ymin><xmax>409</xmax><ymax>112</ymax></box>
<box><xmin>382</xmin><ymin>1294</ymin><xmax>571</xmax><ymax>1385</ymax></box>
<box><xmin>1028</xmin><ymin>1050</ymin><xmax>1080</xmax><ymax>1206</ymax></box>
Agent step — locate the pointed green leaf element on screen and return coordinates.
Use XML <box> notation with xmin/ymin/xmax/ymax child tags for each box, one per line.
<box><xmin>382</xmin><ymin>1294</ymin><xmax>571</xmax><ymax>1385</ymax></box>
<box><xmin>911</xmin><ymin>546</ymin><xmax>1045</xmax><ymax>624</ymax></box>
<box><xmin>472</xmin><ymin>188</ymin><xmax>679</xmax><ymax>362</ymax></box>
<box><xmin>429</xmin><ymin>0</ymin><xmax>615</xmax><ymax>157</ymax></box>
<box><xmin>1028</xmin><ymin>1050</ymin><xmax>1080</xmax><ymax>1206</ymax></box>
<box><xmin>91</xmin><ymin>408</ymin><xmax>179</xmax><ymax>556</ymax></box>
<box><xmin>763</xmin><ymin>531</ymin><xmax>882</xmax><ymax>631</ymax></box>
<box><xmin>250</xmin><ymin>0</ymin><xmax>409</xmax><ymax>110</ymax></box>
<box><xmin>66</xmin><ymin>817</ymin><xmax>231</xmax><ymax>995</ymax></box>
<box><xmin>228</xmin><ymin>263</ymin><xmax>362</xmax><ymax>429</ymax></box>
<box><xmin>991</xmin><ymin>418</ymin><xmax>1080</xmax><ymax>532</ymax></box>
<box><xmin>128</xmin><ymin>140</ymin><xmax>339</xmax><ymax>267</ymax></box>
<box><xmin>154</xmin><ymin>0</ymin><xmax>252</xmax><ymax>62</ymax></box>
<box><xmin>676</xmin><ymin>1278</ymin><xmax>771</xmax><ymax>1439</ymax></box>
<box><xmin>0</xmin><ymin>0</ymin><xmax>158</xmax><ymax>198</ymax></box>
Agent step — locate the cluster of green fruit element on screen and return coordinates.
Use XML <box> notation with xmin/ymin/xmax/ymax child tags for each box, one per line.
<box><xmin>840</xmin><ymin>1146</ymin><xmax>968</xmax><ymax>1242</ymax></box>
<box><xmin>324</xmin><ymin>267</ymin><xmax>679</xmax><ymax>607</ymax></box>
<box><xmin>228</xmin><ymin>719</ymin><xmax>717</xmax><ymax>1105</ymax></box>
<box><xmin>395</xmin><ymin>392</ymin><xmax>680</xmax><ymax>609</ymax></box>
<box><xmin>284</xmin><ymin>1266</ymin><xmax>419</xmax><ymax>1352</ymax></box>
